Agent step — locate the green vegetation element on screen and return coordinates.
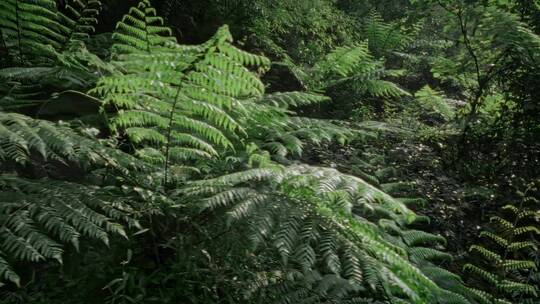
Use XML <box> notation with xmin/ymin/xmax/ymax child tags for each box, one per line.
<box><xmin>0</xmin><ymin>0</ymin><xmax>538</xmax><ymax>303</ymax></box>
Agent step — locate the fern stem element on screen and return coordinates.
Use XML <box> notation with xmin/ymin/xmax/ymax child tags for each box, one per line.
<box><xmin>163</xmin><ymin>53</ymin><xmax>206</xmax><ymax>185</ymax></box>
<box><xmin>0</xmin><ymin>29</ymin><xmax>8</xmax><ymax>66</ymax></box>
<box><xmin>15</xmin><ymin>0</ymin><xmax>23</xmax><ymax>65</ymax></box>
<box><xmin>163</xmin><ymin>84</ymin><xmax>182</xmax><ymax>186</ymax></box>
<box><xmin>142</xmin><ymin>9</ymin><xmax>151</xmax><ymax>53</ymax></box>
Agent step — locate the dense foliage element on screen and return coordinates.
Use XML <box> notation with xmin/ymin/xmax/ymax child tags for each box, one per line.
<box><xmin>0</xmin><ymin>0</ymin><xmax>538</xmax><ymax>303</ymax></box>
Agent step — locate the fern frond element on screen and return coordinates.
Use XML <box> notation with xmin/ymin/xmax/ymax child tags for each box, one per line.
<box><xmin>402</xmin><ymin>230</ymin><xmax>446</xmax><ymax>247</ymax></box>
<box><xmin>465</xmin><ymin>200</ymin><xmax>540</xmax><ymax>303</ymax></box>
<box><xmin>181</xmin><ymin>164</ymin><xmax>465</xmax><ymax>303</ymax></box>
<box><xmin>363</xmin><ymin>11</ymin><xmax>411</xmax><ymax>58</ymax></box>
<box><xmin>0</xmin><ymin>175</ymin><xmax>140</xmax><ymax>285</ymax></box>
<box><xmin>464</xmin><ymin>264</ymin><xmax>500</xmax><ymax>286</ymax></box>
<box><xmin>469</xmin><ymin>245</ymin><xmax>502</xmax><ymax>263</ymax></box>
<box><xmin>260</xmin><ymin>92</ymin><xmax>330</xmax><ymax>109</ymax></box>
<box><xmin>414</xmin><ymin>85</ymin><xmax>455</xmax><ymax>121</ymax></box>
<box><xmin>0</xmin><ymin>0</ymin><xmax>102</xmax><ymax>65</ymax></box>
<box><xmin>94</xmin><ymin>8</ymin><xmax>271</xmax><ymax>181</ymax></box>
<box><xmin>409</xmin><ymin>247</ymin><xmax>453</xmax><ymax>264</ymax></box>
<box><xmin>60</xmin><ymin>0</ymin><xmax>102</xmax><ymax>43</ymax></box>
<box><xmin>112</xmin><ymin>0</ymin><xmax>174</xmax><ymax>54</ymax></box>
<box><xmin>309</xmin><ymin>42</ymin><xmax>408</xmax><ymax>99</ymax></box>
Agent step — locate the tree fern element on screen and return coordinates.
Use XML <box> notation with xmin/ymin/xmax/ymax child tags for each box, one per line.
<box><xmin>0</xmin><ymin>111</ymin><xmax>75</xmax><ymax>164</ymax></box>
<box><xmin>92</xmin><ymin>1</ymin><xmax>269</xmax><ymax>181</ymax></box>
<box><xmin>301</xmin><ymin>136</ymin><xmax>475</xmax><ymax>303</ymax></box>
<box><xmin>0</xmin><ymin>0</ymin><xmax>64</xmax><ymax>64</ymax></box>
<box><xmin>94</xmin><ymin>0</ymin><xmax>354</xmax><ymax>181</ymax></box>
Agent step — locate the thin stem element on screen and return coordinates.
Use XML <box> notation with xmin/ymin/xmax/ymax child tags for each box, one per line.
<box><xmin>15</xmin><ymin>0</ymin><xmax>23</xmax><ymax>65</ymax></box>
<box><xmin>0</xmin><ymin>29</ymin><xmax>8</xmax><ymax>67</ymax></box>
<box><xmin>143</xmin><ymin>11</ymin><xmax>151</xmax><ymax>53</ymax></box>
<box><xmin>163</xmin><ymin>83</ymin><xmax>182</xmax><ymax>186</ymax></box>
<box><xmin>457</xmin><ymin>11</ymin><xmax>481</xmax><ymax>86</ymax></box>
<box><xmin>163</xmin><ymin>51</ymin><xmax>206</xmax><ymax>186</ymax></box>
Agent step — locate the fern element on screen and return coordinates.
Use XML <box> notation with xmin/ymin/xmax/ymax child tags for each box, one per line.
<box><xmin>0</xmin><ymin>0</ymin><xmax>107</xmax><ymax>112</ymax></box>
<box><xmin>94</xmin><ymin>0</ymin><xmax>353</xmax><ymax>181</ymax></box>
<box><xmin>236</xmin><ymin>92</ymin><xmax>355</xmax><ymax>159</ymax></box>
<box><xmin>363</xmin><ymin>11</ymin><xmax>412</xmax><ymax>58</ymax></box>
<box><xmin>0</xmin><ymin>0</ymin><xmax>65</xmax><ymax>64</ymax></box>
<box><xmin>92</xmin><ymin>2</ymin><xmax>270</xmax><ymax>182</ymax></box>
<box><xmin>111</xmin><ymin>0</ymin><xmax>175</xmax><ymax>54</ymax></box>
<box><xmin>0</xmin><ymin>112</ymin><xmax>151</xmax><ymax>286</ymax></box>
<box><xmin>0</xmin><ymin>111</ymin><xmax>75</xmax><ymax>164</ymax></box>
<box><xmin>59</xmin><ymin>0</ymin><xmax>102</xmax><ymax>45</ymax></box>
<box><xmin>0</xmin><ymin>175</ymin><xmax>140</xmax><ymax>286</ymax></box>
<box><xmin>180</xmin><ymin>164</ymin><xmax>470</xmax><ymax>303</ymax></box>
<box><xmin>414</xmin><ymin>85</ymin><xmax>455</xmax><ymax>122</ymax></box>
<box><xmin>0</xmin><ymin>112</ymin><xmax>149</xmax><ymax>172</ymax></box>
<box><xmin>0</xmin><ymin>109</ymin><xmax>164</xmax><ymax>287</ymax></box>
<box><xmin>0</xmin><ymin>0</ymin><xmax>102</xmax><ymax>65</ymax></box>
<box><xmin>310</xmin><ymin>43</ymin><xmax>409</xmax><ymax>98</ymax></box>
<box><xmin>463</xmin><ymin>198</ymin><xmax>540</xmax><ymax>304</ymax></box>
